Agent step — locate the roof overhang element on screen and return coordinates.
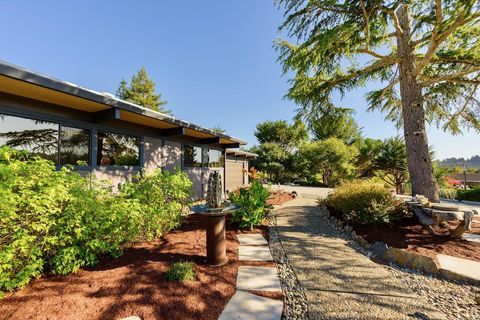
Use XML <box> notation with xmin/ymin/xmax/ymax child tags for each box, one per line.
<box><xmin>226</xmin><ymin>149</ymin><xmax>258</xmax><ymax>159</ymax></box>
<box><xmin>0</xmin><ymin>60</ymin><xmax>247</xmax><ymax>147</ymax></box>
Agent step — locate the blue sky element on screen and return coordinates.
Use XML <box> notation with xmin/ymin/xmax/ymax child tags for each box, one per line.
<box><xmin>0</xmin><ymin>0</ymin><xmax>478</xmax><ymax>160</ymax></box>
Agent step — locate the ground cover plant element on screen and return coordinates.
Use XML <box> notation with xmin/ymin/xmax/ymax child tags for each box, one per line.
<box><xmin>229</xmin><ymin>180</ymin><xmax>272</xmax><ymax>230</ymax></box>
<box><xmin>0</xmin><ymin>146</ymin><xmax>191</xmax><ymax>294</ymax></box>
<box><xmin>323</xmin><ymin>181</ymin><xmax>408</xmax><ymax>225</ymax></box>
<box><xmin>165</xmin><ymin>261</ymin><xmax>196</xmax><ymax>282</ymax></box>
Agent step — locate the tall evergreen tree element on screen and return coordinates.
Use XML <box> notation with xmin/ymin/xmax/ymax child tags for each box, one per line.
<box><xmin>116</xmin><ymin>67</ymin><xmax>171</xmax><ymax>115</ymax></box>
<box><xmin>276</xmin><ymin>0</ymin><xmax>480</xmax><ymax>201</ymax></box>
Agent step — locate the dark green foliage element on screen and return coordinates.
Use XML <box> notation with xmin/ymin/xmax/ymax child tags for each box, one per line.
<box><xmin>254</xmin><ymin>120</ymin><xmax>307</xmax><ymax>149</ymax></box>
<box><xmin>229</xmin><ymin>181</ymin><xmax>272</xmax><ymax>230</ymax></box>
<box><xmin>165</xmin><ymin>262</ymin><xmax>196</xmax><ymax>282</ymax></box>
<box><xmin>309</xmin><ymin>109</ymin><xmax>362</xmax><ymax>145</ymax></box>
<box><xmin>374</xmin><ymin>137</ymin><xmax>408</xmax><ymax>194</ymax></box>
<box><xmin>0</xmin><ymin>146</ymin><xmax>191</xmax><ymax>293</ymax></box>
<box><xmin>116</xmin><ymin>67</ymin><xmax>171</xmax><ymax>115</ymax></box>
<box><xmin>324</xmin><ymin>181</ymin><xmax>407</xmax><ymax>225</ymax></box>
<box><xmin>250</xmin><ymin>119</ymin><xmax>307</xmax><ymax>183</ymax></box>
<box><xmin>457</xmin><ymin>188</ymin><xmax>480</xmax><ymax>202</ymax></box>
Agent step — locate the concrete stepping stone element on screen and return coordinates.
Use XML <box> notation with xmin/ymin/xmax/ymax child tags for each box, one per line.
<box><xmin>237</xmin><ymin>233</ymin><xmax>268</xmax><ymax>246</ymax></box>
<box><xmin>437</xmin><ymin>254</ymin><xmax>480</xmax><ymax>282</ymax></box>
<box><xmin>463</xmin><ymin>233</ymin><xmax>480</xmax><ymax>243</ymax></box>
<box><xmin>237</xmin><ymin>266</ymin><xmax>281</xmax><ymax>292</ymax></box>
<box><xmin>239</xmin><ymin>245</ymin><xmax>273</xmax><ymax>261</ymax></box>
<box><xmin>219</xmin><ymin>291</ymin><xmax>283</xmax><ymax>320</ymax></box>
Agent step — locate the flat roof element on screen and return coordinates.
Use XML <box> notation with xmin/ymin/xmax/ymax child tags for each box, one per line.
<box><xmin>226</xmin><ymin>149</ymin><xmax>258</xmax><ymax>159</ymax></box>
<box><xmin>0</xmin><ymin>60</ymin><xmax>246</xmax><ymax>147</ymax></box>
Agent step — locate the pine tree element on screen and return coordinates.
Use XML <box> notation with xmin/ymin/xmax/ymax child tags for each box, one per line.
<box><xmin>276</xmin><ymin>0</ymin><xmax>480</xmax><ymax>201</ymax></box>
<box><xmin>116</xmin><ymin>67</ymin><xmax>171</xmax><ymax>115</ymax></box>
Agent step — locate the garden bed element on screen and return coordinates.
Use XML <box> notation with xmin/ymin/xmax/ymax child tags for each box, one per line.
<box><xmin>0</xmin><ymin>213</ymin><xmax>278</xmax><ymax>320</ymax></box>
<box><xmin>327</xmin><ymin>206</ymin><xmax>480</xmax><ymax>263</ymax></box>
<box><xmin>266</xmin><ymin>190</ymin><xmax>294</xmax><ymax>206</ymax></box>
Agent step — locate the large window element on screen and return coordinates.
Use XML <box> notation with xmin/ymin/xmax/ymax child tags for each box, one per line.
<box><xmin>183</xmin><ymin>145</ymin><xmax>202</xmax><ymax>167</ymax></box>
<box><xmin>97</xmin><ymin>131</ymin><xmax>140</xmax><ymax>166</ymax></box>
<box><xmin>204</xmin><ymin>149</ymin><xmax>224</xmax><ymax>168</ymax></box>
<box><xmin>0</xmin><ymin>114</ymin><xmax>59</xmax><ymax>162</ymax></box>
<box><xmin>0</xmin><ymin>114</ymin><xmax>92</xmax><ymax>166</ymax></box>
<box><xmin>60</xmin><ymin>126</ymin><xmax>90</xmax><ymax>165</ymax></box>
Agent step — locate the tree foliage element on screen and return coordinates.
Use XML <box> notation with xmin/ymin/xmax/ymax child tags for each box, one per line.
<box><xmin>374</xmin><ymin>136</ymin><xmax>408</xmax><ymax>193</ymax></box>
<box><xmin>254</xmin><ymin>119</ymin><xmax>308</xmax><ymax>149</ymax></box>
<box><xmin>276</xmin><ymin>0</ymin><xmax>480</xmax><ymax>201</ymax></box>
<box><xmin>116</xmin><ymin>67</ymin><xmax>171</xmax><ymax>115</ymax></box>
<box><xmin>309</xmin><ymin>108</ymin><xmax>362</xmax><ymax>145</ymax></box>
<box><xmin>298</xmin><ymin>137</ymin><xmax>359</xmax><ymax>187</ymax></box>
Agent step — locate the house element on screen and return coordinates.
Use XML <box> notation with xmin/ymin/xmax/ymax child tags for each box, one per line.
<box><xmin>0</xmin><ymin>60</ymin><xmax>251</xmax><ymax>198</ymax></box>
<box><xmin>225</xmin><ymin>149</ymin><xmax>257</xmax><ymax>193</ymax></box>
<box><xmin>447</xmin><ymin>173</ymin><xmax>480</xmax><ymax>188</ymax></box>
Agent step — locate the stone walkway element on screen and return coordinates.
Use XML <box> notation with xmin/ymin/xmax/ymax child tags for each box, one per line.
<box><xmin>275</xmin><ymin>198</ymin><xmax>445</xmax><ymax>320</ymax></box>
<box><xmin>219</xmin><ymin>233</ymin><xmax>283</xmax><ymax>320</ymax></box>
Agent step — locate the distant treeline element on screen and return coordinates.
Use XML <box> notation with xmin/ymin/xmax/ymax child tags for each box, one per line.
<box><xmin>438</xmin><ymin>155</ymin><xmax>480</xmax><ymax>169</ymax></box>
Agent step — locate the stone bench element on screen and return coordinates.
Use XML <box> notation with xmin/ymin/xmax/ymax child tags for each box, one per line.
<box><xmin>406</xmin><ymin>197</ymin><xmax>474</xmax><ymax>238</ymax></box>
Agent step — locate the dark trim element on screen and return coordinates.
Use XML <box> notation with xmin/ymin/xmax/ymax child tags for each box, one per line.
<box><xmin>92</xmin><ymin>108</ymin><xmax>120</xmax><ymax>123</ymax></box>
<box><xmin>224</xmin><ymin>143</ymin><xmax>240</xmax><ymax>149</ymax></box>
<box><xmin>200</xmin><ymin>137</ymin><xmax>221</xmax><ymax>144</ymax></box>
<box><xmin>160</xmin><ymin>127</ymin><xmax>185</xmax><ymax>137</ymax></box>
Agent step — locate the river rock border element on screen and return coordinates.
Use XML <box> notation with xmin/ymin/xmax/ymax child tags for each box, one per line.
<box><xmin>323</xmin><ymin>206</ymin><xmax>480</xmax><ymax>285</ymax></box>
<box><xmin>268</xmin><ymin>214</ymin><xmax>309</xmax><ymax>320</ymax></box>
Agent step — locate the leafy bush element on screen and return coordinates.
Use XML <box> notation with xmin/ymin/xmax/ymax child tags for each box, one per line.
<box><xmin>229</xmin><ymin>181</ymin><xmax>272</xmax><ymax>230</ymax></box>
<box><xmin>438</xmin><ymin>187</ymin><xmax>458</xmax><ymax>200</ymax></box>
<box><xmin>0</xmin><ymin>146</ymin><xmax>192</xmax><ymax>293</ymax></box>
<box><xmin>323</xmin><ymin>181</ymin><xmax>405</xmax><ymax>225</ymax></box>
<box><xmin>457</xmin><ymin>188</ymin><xmax>480</xmax><ymax>202</ymax></box>
<box><xmin>165</xmin><ymin>261</ymin><xmax>196</xmax><ymax>282</ymax></box>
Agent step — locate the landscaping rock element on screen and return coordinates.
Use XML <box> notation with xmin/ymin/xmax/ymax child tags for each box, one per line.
<box><xmin>383</xmin><ymin>248</ymin><xmax>439</xmax><ymax>274</ymax></box>
<box><xmin>344</xmin><ymin>225</ymin><xmax>353</xmax><ymax>233</ymax></box>
<box><xmin>356</xmin><ymin>235</ymin><xmax>369</xmax><ymax>247</ymax></box>
<box><xmin>370</xmin><ymin>241</ymin><xmax>388</xmax><ymax>256</ymax></box>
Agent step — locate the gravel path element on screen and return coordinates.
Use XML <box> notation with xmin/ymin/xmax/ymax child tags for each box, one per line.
<box><xmin>269</xmin><ymin>198</ymin><xmax>479</xmax><ymax>320</ymax></box>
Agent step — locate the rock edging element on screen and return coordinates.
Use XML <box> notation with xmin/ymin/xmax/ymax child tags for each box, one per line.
<box><xmin>268</xmin><ymin>213</ymin><xmax>309</xmax><ymax>320</ymax></box>
<box><xmin>324</xmin><ymin>206</ymin><xmax>480</xmax><ymax>286</ymax></box>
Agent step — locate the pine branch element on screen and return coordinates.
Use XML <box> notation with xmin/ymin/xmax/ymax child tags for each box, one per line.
<box><xmin>420</xmin><ymin>66</ymin><xmax>480</xmax><ymax>86</ymax></box>
<box><xmin>414</xmin><ymin>8</ymin><xmax>480</xmax><ymax>76</ymax></box>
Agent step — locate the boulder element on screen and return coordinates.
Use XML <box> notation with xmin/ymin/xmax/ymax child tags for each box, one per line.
<box><xmin>383</xmin><ymin>248</ymin><xmax>439</xmax><ymax>274</ymax></box>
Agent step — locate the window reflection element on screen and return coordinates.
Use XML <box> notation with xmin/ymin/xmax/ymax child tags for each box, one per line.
<box><xmin>97</xmin><ymin>131</ymin><xmax>140</xmax><ymax>166</ymax></box>
<box><xmin>183</xmin><ymin>145</ymin><xmax>202</xmax><ymax>167</ymax></box>
<box><xmin>207</xmin><ymin>149</ymin><xmax>224</xmax><ymax>168</ymax></box>
<box><xmin>60</xmin><ymin>126</ymin><xmax>90</xmax><ymax>165</ymax></box>
<box><xmin>0</xmin><ymin>114</ymin><xmax>58</xmax><ymax>162</ymax></box>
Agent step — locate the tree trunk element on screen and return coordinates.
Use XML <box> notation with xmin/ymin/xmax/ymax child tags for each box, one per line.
<box><xmin>396</xmin><ymin>5</ymin><xmax>439</xmax><ymax>202</ymax></box>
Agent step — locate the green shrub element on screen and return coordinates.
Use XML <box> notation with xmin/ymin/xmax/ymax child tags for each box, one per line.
<box><xmin>165</xmin><ymin>261</ymin><xmax>196</xmax><ymax>282</ymax></box>
<box><xmin>0</xmin><ymin>146</ymin><xmax>192</xmax><ymax>293</ymax></box>
<box><xmin>323</xmin><ymin>181</ymin><xmax>404</xmax><ymax>225</ymax></box>
<box><xmin>229</xmin><ymin>181</ymin><xmax>272</xmax><ymax>230</ymax></box>
<box><xmin>120</xmin><ymin>169</ymin><xmax>192</xmax><ymax>240</ymax></box>
<box><xmin>457</xmin><ymin>188</ymin><xmax>480</xmax><ymax>202</ymax></box>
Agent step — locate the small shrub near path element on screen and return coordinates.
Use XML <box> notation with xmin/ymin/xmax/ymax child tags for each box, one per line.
<box><xmin>324</xmin><ymin>180</ymin><xmax>408</xmax><ymax>225</ymax></box>
<box><xmin>165</xmin><ymin>262</ymin><xmax>196</xmax><ymax>282</ymax></box>
<box><xmin>229</xmin><ymin>181</ymin><xmax>272</xmax><ymax>230</ymax></box>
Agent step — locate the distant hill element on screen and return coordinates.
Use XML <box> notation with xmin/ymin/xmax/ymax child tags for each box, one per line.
<box><xmin>438</xmin><ymin>155</ymin><xmax>480</xmax><ymax>169</ymax></box>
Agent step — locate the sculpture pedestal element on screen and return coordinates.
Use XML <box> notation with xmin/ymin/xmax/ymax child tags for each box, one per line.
<box><xmin>191</xmin><ymin>203</ymin><xmax>239</xmax><ymax>267</ymax></box>
<box><xmin>203</xmin><ymin>213</ymin><xmax>228</xmax><ymax>267</ymax></box>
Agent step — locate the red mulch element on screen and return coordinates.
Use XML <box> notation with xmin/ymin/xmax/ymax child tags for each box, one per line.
<box><xmin>266</xmin><ymin>191</ymin><xmax>294</xmax><ymax>206</ymax></box>
<box><xmin>0</xmin><ymin>214</ymin><xmax>281</xmax><ymax>320</ymax></box>
<box><xmin>326</xmin><ymin>206</ymin><xmax>480</xmax><ymax>262</ymax></box>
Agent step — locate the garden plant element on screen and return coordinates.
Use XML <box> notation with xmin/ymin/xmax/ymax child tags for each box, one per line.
<box><xmin>0</xmin><ymin>146</ymin><xmax>191</xmax><ymax>295</ymax></box>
